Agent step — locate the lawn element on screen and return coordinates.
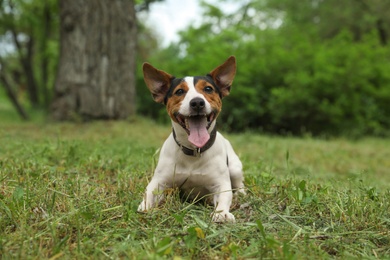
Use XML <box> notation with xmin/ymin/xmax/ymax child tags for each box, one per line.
<box><xmin>0</xmin><ymin>118</ymin><xmax>389</xmax><ymax>259</ymax></box>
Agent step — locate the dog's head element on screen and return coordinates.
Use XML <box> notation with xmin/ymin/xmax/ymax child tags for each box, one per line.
<box><xmin>142</xmin><ymin>56</ymin><xmax>236</xmax><ymax>148</ymax></box>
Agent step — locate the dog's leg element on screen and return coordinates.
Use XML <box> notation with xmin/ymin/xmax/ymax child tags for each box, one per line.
<box><xmin>211</xmin><ymin>181</ymin><xmax>235</xmax><ymax>223</ymax></box>
<box><xmin>230</xmin><ymin>163</ymin><xmax>246</xmax><ymax>196</ymax></box>
<box><xmin>225</xmin><ymin>140</ymin><xmax>246</xmax><ymax>195</ymax></box>
<box><xmin>138</xmin><ymin>178</ymin><xmax>167</xmax><ymax>212</ymax></box>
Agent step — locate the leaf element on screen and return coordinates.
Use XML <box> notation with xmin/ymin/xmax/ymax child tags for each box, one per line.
<box><xmin>172</xmin><ymin>212</ymin><xmax>185</xmax><ymax>223</ymax></box>
<box><xmin>184</xmin><ymin>227</ymin><xmax>199</xmax><ymax>249</ymax></box>
<box><xmin>298</xmin><ymin>180</ymin><xmax>306</xmax><ymax>192</ymax></box>
<box><xmin>194</xmin><ymin>227</ymin><xmax>205</xmax><ymax>239</ymax></box>
<box><xmin>156</xmin><ymin>237</ymin><xmax>172</xmax><ymax>256</ymax></box>
<box><xmin>256</xmin><ymin>219</ymin><xmax>266</xmax><ymax>239</ymax></box>
<box><xmin>193</xmin><ymin>215</ymin><xmax>208</xmax><ymax>229</ymax></box>
<box><xmin>12</xmin><ymin>186</ymin><xmax>24</xmax><ymax>202</ymax></box>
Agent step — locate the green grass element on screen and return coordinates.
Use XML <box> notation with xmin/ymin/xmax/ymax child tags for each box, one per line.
<box><xmin>1</xmin><ymin>118</ymin><xmax>389</xmax><ymax>259</ymax></box>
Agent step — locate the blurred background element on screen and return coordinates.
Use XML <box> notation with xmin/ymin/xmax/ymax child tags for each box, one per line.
<box><xmin>1</xmin><ymin>0</ymin><xmax>389</xmax><ymax>138</ymax></box>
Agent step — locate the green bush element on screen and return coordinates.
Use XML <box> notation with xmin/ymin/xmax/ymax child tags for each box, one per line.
<box><xmin>137</xmin><ymin>27</ymin><xmax>390</xmax><ymax>137</ymax></box>
<box><xmin>135</xmin><ymin>2</ymin><xmax>390</xmax><ymax>137</ymax></box>
<box><xmin>267</xmin><ymin>31</ymin><xmax>390</xmax><ymax>136</ymax></box>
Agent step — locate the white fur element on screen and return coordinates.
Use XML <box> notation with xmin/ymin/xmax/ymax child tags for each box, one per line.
<box><xmin>178</xmin><ymin>77</ymin><xmax>212</xmax><ymax>116</ymax></box>
<box><xmin>138</xmin><ymin>78</ymin><xmax>245</xmax><ymax>223</ymax></box>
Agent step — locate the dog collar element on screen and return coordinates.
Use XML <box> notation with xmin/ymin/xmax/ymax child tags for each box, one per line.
<box><xmin>172</xmin><ymin>126</ymin><xmax>217</xmax><ymax>157</ymax></box>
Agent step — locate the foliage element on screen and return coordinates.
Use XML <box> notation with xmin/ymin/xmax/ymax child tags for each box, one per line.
<box><xmin>137</xmin><ymin>0</ymin><xmax>390</xmax><ymax>137</ymax></box>
<box><xmin>267</xmin><ymin>31</ymin><xmax>390</xmax><ymax>137</ymax></box>
<box><xmin>0</xmin><ymin>0</ymin><xmax>59</xmax><ymax>110</ymax></box>
<box><xmin>1</xmin><ymin>120</ymin><xmax>390</xmax><ymax>258</ymax></box>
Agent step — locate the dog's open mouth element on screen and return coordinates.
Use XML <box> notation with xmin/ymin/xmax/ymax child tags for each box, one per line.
<box><xmin>175</xmin><ymin>112</ymin><xmax>215</xmax><ymax>148</ymax></box>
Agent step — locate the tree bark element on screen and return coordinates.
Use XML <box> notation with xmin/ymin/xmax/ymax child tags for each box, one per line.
<box><xmin>51</xmin><ymin>0</ymin><xmax>137</xmax><ymax>120</ymax></box>
<box><xmin>41</xmin><ymin>0</ymin><xmax>51</xmax><ymax>108</ymax></box>
<box><xmin>0</xmin><ymin>71</ymin><xmax>29</xmax><ymax>121</ymax></box>
<box><xmin>10</xmin><ymin>29</ymin><xmax>40</xmax><ymax>107</ymax></box>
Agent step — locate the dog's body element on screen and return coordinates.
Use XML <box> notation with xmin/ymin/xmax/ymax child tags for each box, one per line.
<box><xmin>138</xmin><ymin>56</ymin><xmax>245</xmax><ymax>222</ymax></box>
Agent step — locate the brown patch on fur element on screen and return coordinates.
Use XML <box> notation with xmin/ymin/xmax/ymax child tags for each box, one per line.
<box><xmin>195</xmin><ymin>80</ymin><xmax>222</xmax><ymax>115</ymax></box>
<box><xmin>166</xmin><ymin>81</ymin><xmax>189</xmax><ymax>122</ymax></box>
<box><xmin>209</xmin><ymin>56</ymin><xmax>236</xmax><ymax>98</ymax></box>
<box><xmin>142</xmin><ymin>63</ymin><xmax>173</xmax><ymax>103</ymax></box>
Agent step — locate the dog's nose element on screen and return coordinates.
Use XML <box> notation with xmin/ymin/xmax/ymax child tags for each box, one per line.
<box><xmin>190</xmin><ymin>97</ymin><xmax>205</xmax><ymax>111</ymax></box>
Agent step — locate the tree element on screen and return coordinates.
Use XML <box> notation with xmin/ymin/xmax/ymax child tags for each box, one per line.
<box><xmin>264</xmin><ymin>0</ymin><xmax>390</xmax><ymax>44</ymax></box>
<box><xmin>51</xmin><ymin>0</ymin><xmax>137</xmax><ymax>120</ymax></box>
<box><xmin>0</xmin><ymin>56</ymin><xmax>29</xmax><ymax>120</ymax></box>
<box><xmin>0</xmin><ymin>0</ymin><xmax>58</xmax><ymax>117</ymax></box>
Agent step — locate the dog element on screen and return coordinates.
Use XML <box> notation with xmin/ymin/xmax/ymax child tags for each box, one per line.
<box><xmin>138</xmin><ymin>56</ymin><xmax>245</xmax><ymax>223</ymax></box>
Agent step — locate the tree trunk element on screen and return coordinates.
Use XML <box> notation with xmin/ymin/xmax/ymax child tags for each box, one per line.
<box><xmin>51</xmin><ymin>0</ymin><xmax>137</xmax><ymax>120</ymax></box>
<box><xmin>11</xmin><ymin>29</ymin><xmax>39</xmax><ymax>107</ymax></box>
<box><xmin>0</xmin><ymin>72</ymin><xmax>29</xmax><ymax>121</ymax></box>
<box><xmin>41</xmin><ymin>0</ymin><xmax>51</xmax><ymax>109</ymax></box>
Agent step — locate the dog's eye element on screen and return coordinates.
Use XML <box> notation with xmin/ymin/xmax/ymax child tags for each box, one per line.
<box><xmin>204</xmin><ymin>86</ymin><xmax>214</xmax><ymax>94</ymax></box>
<box><xmin>174</xmin><ymin>89</ymin><xmax>185</xmax><ymax>96</ymax></box>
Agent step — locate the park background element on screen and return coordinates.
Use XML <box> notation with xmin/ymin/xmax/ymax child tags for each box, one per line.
<box><xmin>1</xmin><ymin>0</ymin><xmax>389</xmax><ymax>137</ymax></box>
<box><xmin>1</xmin><ymin>0</ymin><xmax>390</xmax><ymax>259</ymax></box>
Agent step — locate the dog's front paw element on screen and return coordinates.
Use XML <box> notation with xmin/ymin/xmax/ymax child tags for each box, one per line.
<box><xmin>137</xmin><ymin>200</ymin><xmax>150</xmax><ymax>212</ymax></box>
<box><xmin>212</xmin><ymin>210</ymin><xmax>236</xmax><ymax>223</ymax></box>
<box><xmin>235</xmin><ymin>188</ymin><xmax>246</xmax><ymax>196</ymax></box>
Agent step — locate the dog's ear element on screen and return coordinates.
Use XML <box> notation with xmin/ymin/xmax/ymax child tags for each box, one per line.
<box><xmin>143</xmin><ymin>62</ymin><xmax>173</xmax><ymax>104</ymax></box>
<box><xmin>209</xmin><ymin>56</ymin><xmax>236</xmax><ymax>98</ymax></box>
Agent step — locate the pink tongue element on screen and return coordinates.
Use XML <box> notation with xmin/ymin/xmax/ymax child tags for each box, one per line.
<box><xmin>187</xmin><ymin>117</ymin><xmax>210</xmax><ymax>148</ymax></box>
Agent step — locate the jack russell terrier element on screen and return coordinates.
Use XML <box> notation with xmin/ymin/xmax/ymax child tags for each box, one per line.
<box><xmin>138</xmin><ymin>56</ymin><xmax>245</xmax><ymax>222</ymax></box>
